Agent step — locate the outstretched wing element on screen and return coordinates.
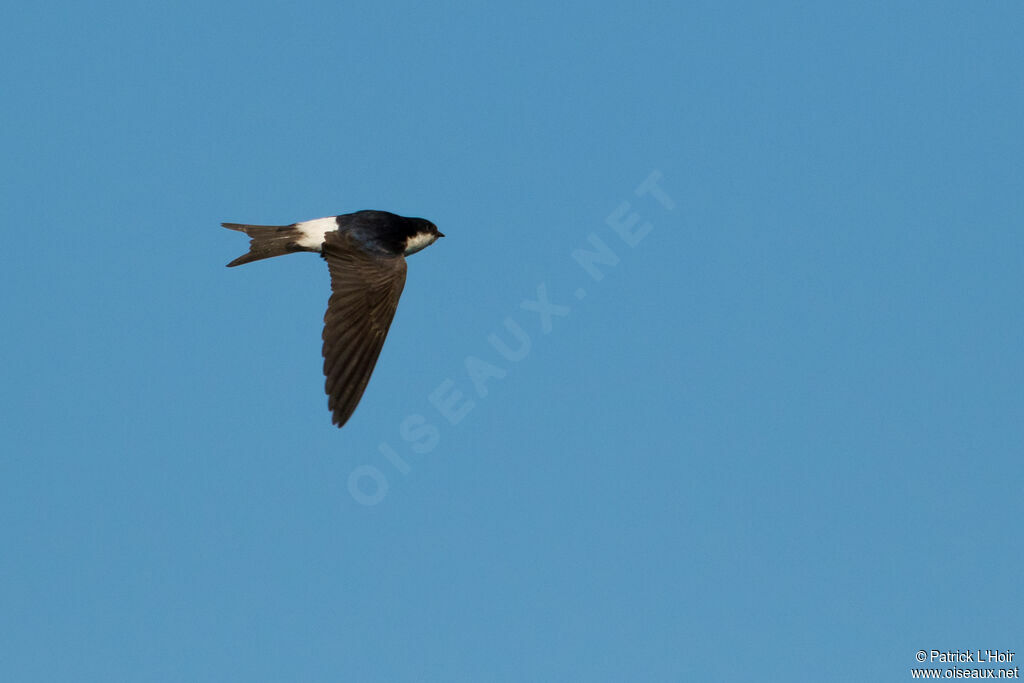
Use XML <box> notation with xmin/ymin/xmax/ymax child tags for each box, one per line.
<box><xmin>320</xmin><ymin>231</ymin><xmax>407</xmax><ymax>427</ymax></box>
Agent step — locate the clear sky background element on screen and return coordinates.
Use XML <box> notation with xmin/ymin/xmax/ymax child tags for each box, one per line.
<box><xmin>2</xmin><ymin>2</ymin><xmax>1022</xmax><ymax>681</ymax></box>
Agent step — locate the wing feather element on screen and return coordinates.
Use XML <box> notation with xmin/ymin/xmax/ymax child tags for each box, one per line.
<box><xmin>320</xmin><ymin>231</ymin><xmax>407</xmax><ymax>427</ymax></box>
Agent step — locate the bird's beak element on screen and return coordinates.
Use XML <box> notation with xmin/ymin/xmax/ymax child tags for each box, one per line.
<box><xmin>437</xmin><ymin>232</ymin><xmax>445</xmax><ymax>238</ymax></box>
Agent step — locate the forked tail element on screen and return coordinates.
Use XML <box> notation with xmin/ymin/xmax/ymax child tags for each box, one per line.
<box><xmin>222</xmin><ymin>223</ymin><xmax>308</xmax><ymax>267</ymax></box>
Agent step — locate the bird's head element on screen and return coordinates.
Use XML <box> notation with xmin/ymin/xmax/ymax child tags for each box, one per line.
<box><xmin>403</xmin><ymin>218</ymin><xmax>444</xmax><ymax>255</ymax></box>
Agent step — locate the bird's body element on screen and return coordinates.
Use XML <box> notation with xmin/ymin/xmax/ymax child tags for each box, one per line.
<box><xmin>223</xmin><ymin>210</ymin><xmax>443</xmax><ymax>428</ymax></box>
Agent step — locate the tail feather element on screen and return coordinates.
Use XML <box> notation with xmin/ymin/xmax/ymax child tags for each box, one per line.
<box><xmin>222</xmin><ymin>222</ymin><xmax>308</xmax><ymax>267</ymax></box>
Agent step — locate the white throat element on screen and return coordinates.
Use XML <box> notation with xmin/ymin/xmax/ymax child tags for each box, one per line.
<box><xmin>404</xmin><ymin>231</ymin><xmax>437</xmax><ymax>255</ymax></box>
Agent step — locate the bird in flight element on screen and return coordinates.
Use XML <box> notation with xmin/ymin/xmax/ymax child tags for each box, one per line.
<box><xmin>223</xmin><ymin>210</ymin><xmax>444</xmax><ymax>428</ymax></box>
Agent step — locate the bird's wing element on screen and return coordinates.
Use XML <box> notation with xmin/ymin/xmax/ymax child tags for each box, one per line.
<box><xmin>321</xmin><ymin>230</ymin><xmax>408</xmax><ymax>427</ymax></box>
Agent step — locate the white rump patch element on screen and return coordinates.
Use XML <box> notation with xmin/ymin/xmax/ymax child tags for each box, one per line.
<box><xmin>294</xmin><ymin>217</ymin><xmax>337</xmax><ymax>250</ymax></box>
<box><xmin>404</xmin><ymin>231</ymin><xmax>438</xmax><ymax>255</ymax></box>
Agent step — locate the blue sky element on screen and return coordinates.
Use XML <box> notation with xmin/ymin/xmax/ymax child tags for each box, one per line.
<box><xmin>2</xmin><ymin>2</ymin><xmax>1022</xmax><ymax>681</ymax></box>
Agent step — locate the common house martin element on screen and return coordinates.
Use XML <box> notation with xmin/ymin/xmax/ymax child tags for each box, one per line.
<box><xmin>223</xmin><ymin>210</ymin><xmax>443</xmax><ymax>427</ymax></box>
